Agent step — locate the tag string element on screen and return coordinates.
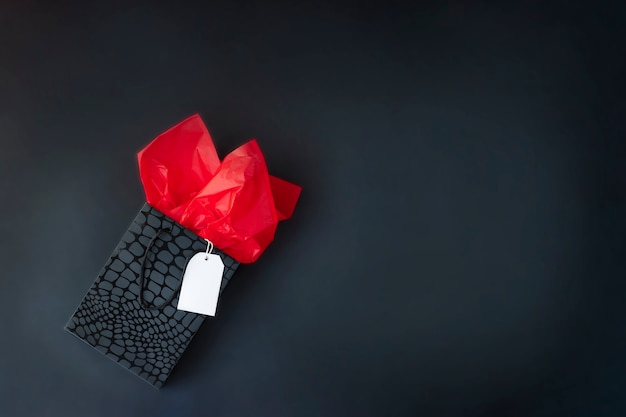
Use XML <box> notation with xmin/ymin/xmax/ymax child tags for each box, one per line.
<box><xmin>205</xmin><ymin>239</ymin><xmax>213</xmax><ymax>260</ymax></box>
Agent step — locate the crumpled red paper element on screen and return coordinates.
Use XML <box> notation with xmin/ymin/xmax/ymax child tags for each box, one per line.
<box><xmin>137</xmin><ymin>114</ymin><xmax>301</xmax><ymax>263</ymax></box>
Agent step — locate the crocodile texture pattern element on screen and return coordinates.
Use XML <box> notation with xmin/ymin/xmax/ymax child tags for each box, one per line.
<box><xmin>65</xmin><ymin>204</ymin><xmax>239</xmax><ymax>388</ymax></box>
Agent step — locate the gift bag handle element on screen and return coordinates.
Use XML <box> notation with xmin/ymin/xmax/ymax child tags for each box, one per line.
<box><xmin>139</xmin><ymin>227</ymin><xmax>182</xmax><ymax>310</ymax></box>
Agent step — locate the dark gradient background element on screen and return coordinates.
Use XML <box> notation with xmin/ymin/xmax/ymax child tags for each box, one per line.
<box><xmin>1</xmin><ymin>1</ymin><xmax>625</xmax><ymax>416</ymax></box>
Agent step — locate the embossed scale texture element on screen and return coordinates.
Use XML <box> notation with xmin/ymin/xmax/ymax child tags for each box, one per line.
<box><xmin>65</xmin><ymin>204</ymin><xmax>239</xmax><ymax>388</ymax></box>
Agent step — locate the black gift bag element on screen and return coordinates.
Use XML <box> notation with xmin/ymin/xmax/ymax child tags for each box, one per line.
<box><xmin>65</xmin><ymin>204</ymin><xmax>239</xmax><ymax>388</ymax></box>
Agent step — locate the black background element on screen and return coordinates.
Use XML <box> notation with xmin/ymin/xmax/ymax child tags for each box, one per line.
<box><xmin>1</xmin><ymin>1</ymin><xmax>625</xmax><ymax>416</ymax></box>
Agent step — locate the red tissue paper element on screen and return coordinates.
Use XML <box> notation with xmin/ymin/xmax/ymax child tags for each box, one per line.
<box><xmin>137</xmin><ymin>114</ymin><xmax>301</xmax><ymax>263</ymax></box>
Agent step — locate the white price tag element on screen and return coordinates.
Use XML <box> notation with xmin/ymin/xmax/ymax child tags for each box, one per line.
<box><xmin>177</xmin><ymin>252</ymin><xmax>224</xmax><ymax>316</ymax></box>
